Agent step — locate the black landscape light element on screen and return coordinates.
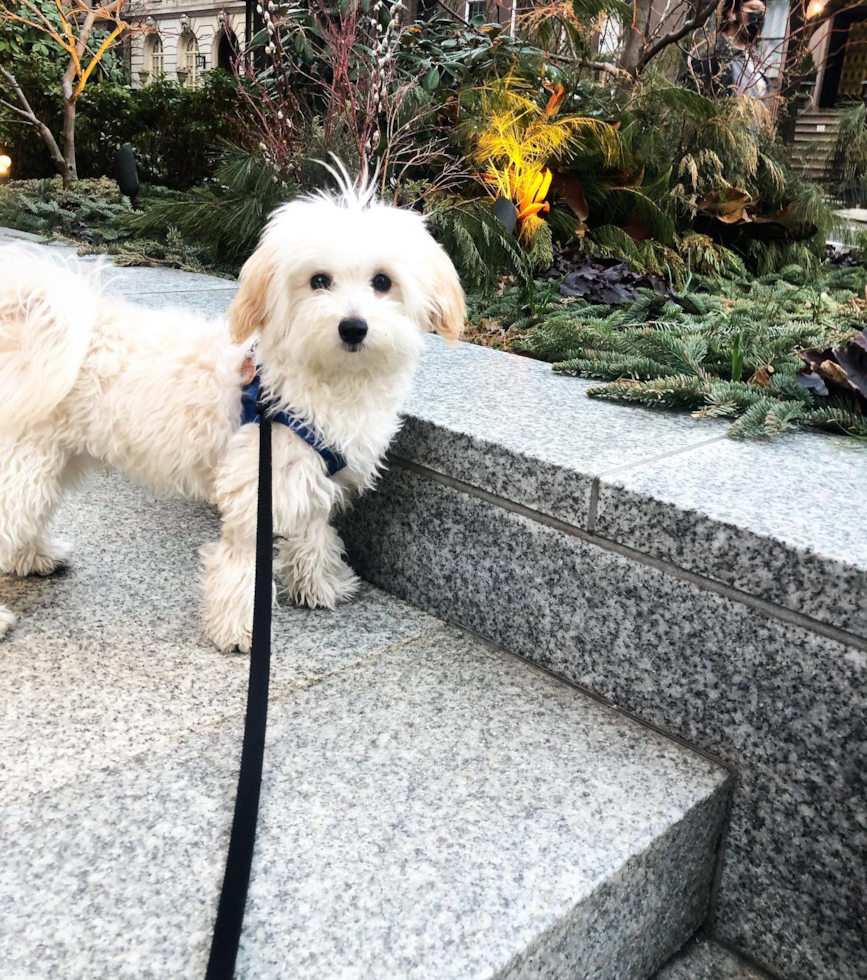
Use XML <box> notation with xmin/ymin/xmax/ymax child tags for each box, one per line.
<box><xmin>493</xmin><ymin>196</ymin><xmax>518</xmax><ymax>234</ymax></box>
<box><xmin>115</xmin><ymin>142</ymin><xmax>140</xmax><ymax>206</ymax></box>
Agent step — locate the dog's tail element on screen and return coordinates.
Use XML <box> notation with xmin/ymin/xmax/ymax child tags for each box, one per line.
<box><xmin>0</xmin><ymin>247</ymin><xmax>99</xmax><ymax>433</ymax></box>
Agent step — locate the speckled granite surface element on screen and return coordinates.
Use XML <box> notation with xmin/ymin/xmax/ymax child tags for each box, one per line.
<box><xmin>594</xmin><ymin>433</ymin><xmax>867</xmax><ymax>639</ymax></box>
<box><xmin>339</xmin><ymin>466</ymin><xmax>867</xmax><ymax>980</ymax></box>
<box><xmin>393</xmin><ymin>337</ymin><xmax>728</xmax><ymax>527</ymax></box>
<box><xmin>653</xmin><ymin>939</ymin><xmax>772</xmax><ymax>979</ymax></box>
<box><xmin>0</xmin><ymin>474</ymin><xmax>440</xmax><ymax>802</ymax></box>
<box><xmin>121</xmin><ymin>285</ymin><xmax>240</xmax><ymax>316</ymax></box>
<box><xmin>393</xmin><ymin>339</ymin><xmax>866</xmax><ymax>641</ymax></box>
<box><xmin>0</xmin><ymin>475</ymin><xmax>728</xmax><ymax>978</ymax></box>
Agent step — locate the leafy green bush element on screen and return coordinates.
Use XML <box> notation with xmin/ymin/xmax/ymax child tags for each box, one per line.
<box><xmin>395</xmin><ymin>14</ymin><xmax>547</xmax><ymax>96</ymax></box>
<box><xmin>1</xmin><ymin>71</ymin><xmax>240</xmax><ymax>188</ymax></box>
<box><xmin>112</xmin><ymin>74</ymin><xmax>242</xmax><ymax>189</ymax></box>
<box><xmin>124</xmin><ymin>144</ymin><xmax>295</xmax><ymax>270</ymax></box>
<box><xmin>464</xmin><ymin>71</ymin><xmax>837</xmax><ymax>280</ymax></box>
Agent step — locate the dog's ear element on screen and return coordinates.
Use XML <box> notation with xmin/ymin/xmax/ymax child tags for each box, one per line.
<box><xmin>425</xmin><ymin>240</ymin><xmax>465</xmax><ymax>345</ymax></box>
<box><xmin>228</xmin><ymin>243</ymin><xmax>276</xmax><ymax>344</ymax></box>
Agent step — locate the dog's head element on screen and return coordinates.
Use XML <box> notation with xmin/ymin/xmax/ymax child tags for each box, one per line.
<box><xmin>227</xmin><ymin>190</ymin><xmax>465</xmax><ymax>379</ymax></box>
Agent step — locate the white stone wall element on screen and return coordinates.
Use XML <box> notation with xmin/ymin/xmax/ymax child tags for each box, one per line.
<box><xmin>129</xmin><ymin>0</ymin><xmax>247</xmax><ymax>88</ymax></box>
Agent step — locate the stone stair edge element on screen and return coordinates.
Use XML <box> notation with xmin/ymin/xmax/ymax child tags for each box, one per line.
<box><xmin>396</xmin><ymin>339</ymin><xmax>866</xmax><ymax>640</ymax></box>
<box><xmin>0</xmin><ymin>555</ymin><xmax>731</xmax><ymax>979</ymax></box>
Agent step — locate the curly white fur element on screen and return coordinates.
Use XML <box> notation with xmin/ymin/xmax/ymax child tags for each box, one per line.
<box><xmin>0</xmin><ymin>191</ymin><xmax>465</xmax><ymax>651</ymax></box>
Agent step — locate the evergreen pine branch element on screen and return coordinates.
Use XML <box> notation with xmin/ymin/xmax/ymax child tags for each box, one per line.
<box><xmin>554</xmin><ymin>354</ymin><xmax>675</xmax><ymax>379</ymax></box>
<box><xmin>586</xmin><ymin>375</ymin><xmax>710</xmax><ymax>408</ymax></box>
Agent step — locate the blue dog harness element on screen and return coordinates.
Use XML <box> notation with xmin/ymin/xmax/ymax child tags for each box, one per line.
<box><xmin>241</xmin><ymin>372</ymin><xmax>347</xmax><ymax>479</ymax></box>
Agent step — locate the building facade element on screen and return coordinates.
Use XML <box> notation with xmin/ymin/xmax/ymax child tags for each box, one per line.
<box><xmin>128</xmin><ymin>0</ymin><xmax>867</xmax><ymax>108</ymax></box>
<box><xmin>127</xmin><ymin>0</ymin><xmax>522</xmax><ymax>87</ymax></box>
<box><xmin>807</xmin><ymin>5</ymin><xmax>867</xmax><ymax>108</ymax></box>
<box><xmin>129</xmin><ymin>0</ymin><xmax>247</xmax><ymax>88</ymax></box>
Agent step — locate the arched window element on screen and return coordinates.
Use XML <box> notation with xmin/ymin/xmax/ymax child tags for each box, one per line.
<box><xmin>178</xmin><ymin>32</ymin><xmax>201</xmax><ymax>89</ymax></box>
<box><xmin>215</xmin><ymin>29</ymin><xmax>236</xmax><ymax>73</ymax></box>
<box><xmin>144</xmin><ymin>34</ymin><xmax>163</xmax><ymax>82</ymax></box>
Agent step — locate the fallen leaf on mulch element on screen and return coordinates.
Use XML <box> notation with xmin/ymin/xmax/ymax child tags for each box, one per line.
<box><xmin>545</xmin><ymin>250</ymin><xmax>667</xmax><ymax>305</ymax></box>
<box><xmin>748</xmin><ymin>366</ymin><xmax>773</xmax><ymax>387</ymax></box>
<box><xmin>796</xmin><ymin>329</ymin><xmax>867</xmax><ymax>409</ymax></box>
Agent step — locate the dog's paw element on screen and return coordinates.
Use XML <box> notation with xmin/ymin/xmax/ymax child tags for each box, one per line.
<box><xmin>206</xmin><ymin>615</ymin><xmax>254</xmax><ymax>654</ymax></box>
<box><xmin>291</xmin><ymin>561</ymin><xmax>361</xmax><ymax>610</ymax></box>
<box><xmin>11</xmin><ymin>539</ymin><xmax>72</xmax><ymax>577</ymax></box>
<box><xmin>0</xmin><ymin>605</ymin><xmax>17</xmax><ymax>640</ymax></box>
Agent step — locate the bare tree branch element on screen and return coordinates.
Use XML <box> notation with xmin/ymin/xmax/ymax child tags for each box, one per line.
<box><xmin>0</xmin><ymin>0</ymin><xmax>151</xmax><ymax>182</ymax></box>
<box><xmin>0</xmin><ymin>97</ymin><xmax>32</xmax><ymax>119</ymax></box>
<box><xmin>634</xmin><ymin>0</ymin><xmax>727</xmax><ymax>75</ymax></box>
<box><xmin>0</xmin><ymin>66</ymin><xmax>69</xmax><ymax>175</ymax></box>
<box><xmin>578</xmin><ymin>59</ymin><xmax>630</xmax><ymax>80</ymax></box>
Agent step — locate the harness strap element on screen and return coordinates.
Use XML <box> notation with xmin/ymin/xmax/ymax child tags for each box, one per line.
<box><xmin>205</xmin><ymin>415</ymin><xmax>272</xmax><ymax>980</ymax></box>
<box><xmin>241</xmin><ymin>373</ymin><xmax>347</xmax><ymax>479</ymax></box>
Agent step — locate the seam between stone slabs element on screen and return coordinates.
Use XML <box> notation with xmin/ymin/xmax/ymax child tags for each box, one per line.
<box><xmin>711</xmin><ymin>934</ymin><xmax>783</xmax><ymax>980</ymax></box>
<box><xmin>390</xmin><ymin>455</ymin><xmax>867</xmax><ymax>654</ymax></box>
<box><xmin>7</xmin><ymin>622</ymin><xmax>446</xmax><ymax>808</ymax></box>
<box><xmin>586</xmin><ymin>434</ymin><xmax>729</xmax><ymax>533</ymax></box>
<box><xmin>704</xmin><ymin>770</ymin><xmax>737</xmax><ymax>948</ymax></box>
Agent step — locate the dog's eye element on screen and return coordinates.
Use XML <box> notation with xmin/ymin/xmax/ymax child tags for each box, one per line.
<box><xmin>372</xmin><ymin>273</ymin><xmax>392</xmax><ymax>293</ymax></box>
<box><xmin>310</xmin><ymin>273</ymin><xmax>332</xmax><ymax>291</ymax></box>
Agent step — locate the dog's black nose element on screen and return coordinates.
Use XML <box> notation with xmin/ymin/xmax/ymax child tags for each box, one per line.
<box><xmin>338</xmin><ymin>317</ymin><xmax>368</xmax><ymax>347</ymax></box>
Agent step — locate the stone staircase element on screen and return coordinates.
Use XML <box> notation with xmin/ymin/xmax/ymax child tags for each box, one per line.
<box><xmin>792</xmin><ymin>108</ymin><xmax>842</xmax><ymax>183</ymax></box>
<box><xmin>1</xmin><ymin>249</ymin><xmax>863</xmax><ymax>980</ymax></box>
<box><xmin>339</xmin><ymin>340</ymin><xmax>867</xmax><ymax>980</ymax></box>
<box><xmin>0</xmin><ymin>471</ymin><xmax>731</xmax><ymax>980</ymax></box>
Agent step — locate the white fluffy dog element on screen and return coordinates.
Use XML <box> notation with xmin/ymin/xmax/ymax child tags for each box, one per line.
<box><xmin>0</xmin><ymin>188</ymin><xmax>464</xmax><ymax>651</ymax></box>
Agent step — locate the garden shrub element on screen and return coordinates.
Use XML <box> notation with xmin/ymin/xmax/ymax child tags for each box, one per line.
<box><xmin>0</xmin><ymin>176</ymin><xmax>134</xmax><ymax>241</ymax></box>
<box><xmin>113</xmin><ymin>73</ymin><xmax>242</xmax><ymax>189</ymax></box>
<box><xmin>509</xmin><ymin>265</ymin><xmax>867</xmax><ymax>439</ymax></box>
<box><xmin>1</xmin><ymin>72</ymin><xmax>240</xmax><ymax>189</ymax></box>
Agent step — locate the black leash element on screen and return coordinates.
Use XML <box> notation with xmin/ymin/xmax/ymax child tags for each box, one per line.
<box><xmin>205</xmin><ymin>417</ymin><xmax>273</xmax><ymax>980</ymax></box>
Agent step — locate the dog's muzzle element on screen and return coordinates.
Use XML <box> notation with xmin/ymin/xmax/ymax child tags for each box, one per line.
<box><xmin>338</xmin><ymin>317</ymin><xmax>368</xmax><ymax>350</ymax></box>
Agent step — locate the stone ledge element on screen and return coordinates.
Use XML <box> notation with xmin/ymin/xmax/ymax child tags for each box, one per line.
<box><xmin>398</xmin><ymin>338</ymin><xmax>867</xmax><ymax>641</ymax></box>
<box><xmin>653</xmin><ymin>938</ymin><xmax>773</xmax><ymax>979</ymax></box>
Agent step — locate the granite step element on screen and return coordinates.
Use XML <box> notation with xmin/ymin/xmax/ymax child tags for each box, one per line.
<box><xmin>385</xmin><ymin>339</ymin><xmax>867</xmax><ymax>643</ymax></box>
<box><xmin>336</xmin><ymin>339</ymin><xmax>867</xmax><ymax>980</ymax></box>
<box><xmin>653</xmin><ymin>938</ymin><xmax>774</xmax><ymax>980</ymax></box>
<box><xmin>0</xmin><ymin>475</ymin><xmax>729</xmax><ymax>980</ymax></box>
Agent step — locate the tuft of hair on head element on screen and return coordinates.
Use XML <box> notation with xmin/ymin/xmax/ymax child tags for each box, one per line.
<box><xmin>312</xmin><ymin>153</ymin><xmax>379</xmax><ymax>212</ymax></box>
